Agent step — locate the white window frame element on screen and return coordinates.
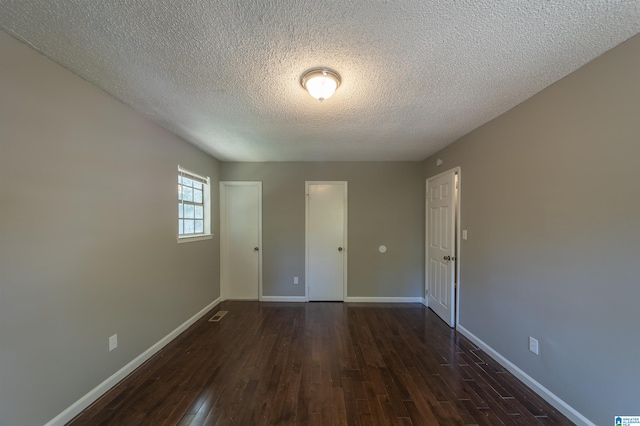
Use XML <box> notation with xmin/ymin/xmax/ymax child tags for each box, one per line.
<box><xmin>177</xmin><ymin>166</ymin><xmax>212</xmax><ymax>243</ymax></box>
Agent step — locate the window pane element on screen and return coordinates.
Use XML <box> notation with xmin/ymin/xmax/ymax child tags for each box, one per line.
<box><xmin>183</xmin><ymin>186</ymin><xmax>193</xmax><ymax>202</ymax></box>
<box><xmin>184</xmin><ymin>204</ymin><xmax>194</xmax><ymax>218</ymax></box>
<box><xmin>178</xmin><ymin>171</ymin><xmax>209</xmax><ymax>238</ymax></box>
<box><xmin>194</xmin><ymin>189</ymin><xmax>203</xmax><ymax>203</ymax></box>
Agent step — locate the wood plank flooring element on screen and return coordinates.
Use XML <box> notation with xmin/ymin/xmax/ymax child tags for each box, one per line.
<box><xmin>69</xmin><ymin>302</ymin><xmax>574</xmax><ymax>425</ymax></box>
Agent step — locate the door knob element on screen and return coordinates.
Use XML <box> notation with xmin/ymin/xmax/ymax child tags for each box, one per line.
<box><xmin>338</xmin><ymin>247</ymin><xmax>343</xmax><ymax>252</ymax></box>
<box><xmin>444</xmin><ymin>255</ymin><xmax>451</xmax><ymax>261</ymax></box>
<box><xmin>254</xmin><ymin>247</ymin><xmax>259</xmax><ymax>251</ymax></box>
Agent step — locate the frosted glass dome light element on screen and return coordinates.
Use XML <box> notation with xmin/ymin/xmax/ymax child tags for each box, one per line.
<box><xmin>301</xmin><ymin>68</ymin><xmax>341</xmax><ymax>102</ymax></box>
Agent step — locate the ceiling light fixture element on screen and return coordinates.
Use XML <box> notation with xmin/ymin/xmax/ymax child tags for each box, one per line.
<box><xmin>300</xmin><ymin>68</ymin><xmax>341</xmax><ymax>102</ymax></box>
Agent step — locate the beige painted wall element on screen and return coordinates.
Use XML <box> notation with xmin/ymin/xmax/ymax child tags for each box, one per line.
<box><xmin>220</xmin><ymin>162</ymin><xmax>424</xmax><ymax>299</ymax></box>
<box><xmin>0</xmin><ymin>31</ymin><xmax>220</xmax><ymax>426</ymax></box>
<box><xmin>424</xmin><ymin>34</ymin><xmax>640</xmax><ymax>425</ymax></box>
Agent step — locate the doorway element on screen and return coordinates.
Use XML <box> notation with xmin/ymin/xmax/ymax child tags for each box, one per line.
<box><xmin>425</xmin><ymin>168</ymin><xmax>461</xmax><ymax>328</ymax></box>
<box><xmin>220</xmin><ymin>181</ymin><xmax>262</xmax><ymax>300</ymax></box>
<box><xmin>305</xmin><ymin>181</ymin><xmax>348</xmax><ymax>301</ymax></box>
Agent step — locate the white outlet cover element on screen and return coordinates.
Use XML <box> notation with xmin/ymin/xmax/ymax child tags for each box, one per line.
<box><xmin>462</xmin><ymin>230</ymin><xmax>468</xmax><ymax>240</ymax></box>
<box><xmin>294</xmin><ymin>276</ymin><xmax>299</xmax><ymax>284</ymax></box>
<box><xmin>529</xmin><ymin>336</ymin><xmax>539</xmax><ymax>355</ymax></box>
<box><xmin>109</xmin><ymin>334</ymin><xmax>118</xmax><ymax>352</ymax></box>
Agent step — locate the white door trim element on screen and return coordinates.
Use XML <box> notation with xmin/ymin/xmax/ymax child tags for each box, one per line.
<box><xmin>220</xmin><ymin>181</ymin><xmax>263</xmax><ymax>301</ymax></box>
<box><xmin>425</xmin><ymin>167</ymin><xmax>461</xmax><ymax>327</ymax></box>
<box><xmin>305</xmin><ymin>181</ymin><xmax>348</xmax><ymax>302</ymax></box>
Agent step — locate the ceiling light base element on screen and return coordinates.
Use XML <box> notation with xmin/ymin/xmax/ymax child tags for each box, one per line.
<box><xmin>300</xmin><ymin>68</ymin><xmax>341</xmax><ymax>102</ymax></box>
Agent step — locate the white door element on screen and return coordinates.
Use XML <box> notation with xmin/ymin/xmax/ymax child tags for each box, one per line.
<box><xmin>306</xmin><ymin>182</ymin><xmax>347</xmax><ymax>301</ymax></box>
<box><xmin>220</xmin><ymin>182</ymin><xmax>262</xmax><ymax>300</ymax></box>
<box><xmin>426</xmin><ymin>170</ymin><xmax>458</xmax><ymax>327</ymax></box>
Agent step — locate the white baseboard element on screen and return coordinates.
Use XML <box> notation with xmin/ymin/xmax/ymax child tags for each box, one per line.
<box><xmin>260</xmin><ymin>296</ymin><xmax>307</xmax><ymax>302</ymax></box>
<box><xmin>422</xmin><ymin>297</ymin><xmax>428</xmax><ymax>307</ymax></box>
<box><xmin>45</xmin><ymin>297</ymin><xmax>222</xmax><ymax>426</ymax></box>
<box><xmin>456</xmin><ymin>324</ymin><xmax>594</xmax><ymax>426</ymax></box>
<box><xmin>345</xmin><ymin>297</ymin><xmax>424</xmax><ymax>303</ymax></box>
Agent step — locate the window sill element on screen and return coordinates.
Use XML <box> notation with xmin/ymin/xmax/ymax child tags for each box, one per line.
<box><xmin>177</xmin><ymin>234</ymin><xmax>213</xmax><ymax>244</ymax></box>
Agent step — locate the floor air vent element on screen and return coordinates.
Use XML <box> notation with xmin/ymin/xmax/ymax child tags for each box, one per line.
<box><xmin>208</xmin><ymin>311</ymin><xmax>228</xmax><ymax>322</ymax></box>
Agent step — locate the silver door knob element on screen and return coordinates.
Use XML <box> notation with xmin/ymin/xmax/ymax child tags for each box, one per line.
<box><xmin>338</xmin><ymin>247</ymin><xmax>343</xmax><ymax>252</ymax></box>
<box><xmin>444</xmin><ymin>255</ymin><xmax>451</xmax><ymax>261</ymax></box>
<box><xmin>254</xmin><ymin>247</ymin><xmax>259</xmax><ymax>251</ymax></box>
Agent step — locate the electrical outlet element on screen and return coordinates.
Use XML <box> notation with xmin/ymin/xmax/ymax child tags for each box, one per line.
<box><xmin>109</xmin><ymin>334</ymin><xmax>118</xmax><ymax>352</ymax></box>
<box><xmin>462</xmin><ymin>230</ymin><xmax>468</xmax><ymax>240</ymax></box>
<box><xmin>294</xmin><ymin>276</ymin><xmax>299</xmax><ymax>284</ymax></box>
<box><xmin>528</xmin><ymin>336</ymin><xmax>539</xmax><ymax>355</ymax></box>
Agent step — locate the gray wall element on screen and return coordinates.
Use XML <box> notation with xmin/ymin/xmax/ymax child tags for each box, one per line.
<box><xmin>221</xmin><ymin>162</ymin><xmax>424</xmax><ymax>298</ymax></box>
<box><xmin>424</xmin><ymin>34</ymin><xmax>640</xmax><ymax>425</ymax></box>
<box><xmin>0</xmin><ymin>31</ymin><xmax>220</xmax><ymax>426</ymax></box>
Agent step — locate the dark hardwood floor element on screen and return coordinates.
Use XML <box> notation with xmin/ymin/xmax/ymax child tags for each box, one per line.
<box><xmin>69</xmin><ymin>302</ymin><xmax>573</xmax><ymax>425</ymax></box>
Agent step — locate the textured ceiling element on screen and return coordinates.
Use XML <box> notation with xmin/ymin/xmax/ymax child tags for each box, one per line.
<box><xmin>1</xmin><ymin>1</ymin><xmax>639</xmax><ymax>161</ymax></box>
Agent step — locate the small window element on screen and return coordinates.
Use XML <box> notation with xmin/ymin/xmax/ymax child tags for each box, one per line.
<box><xmin>178</xmin><ymin>166</ymin><xmax>212</xmax><ymax>242</ymax></box>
